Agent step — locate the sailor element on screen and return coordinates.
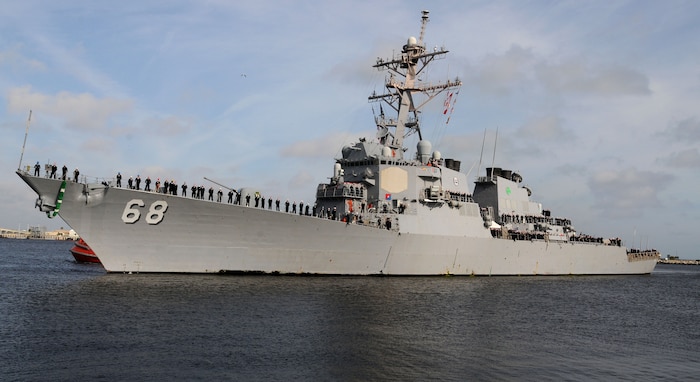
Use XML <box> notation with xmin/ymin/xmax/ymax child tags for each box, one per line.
<box><xmin>116</xmin><ymin>172</ymin><xmax>122</xmax><ymax>187</ymax></box>
<box><xmin>254</xmin><ymin>192</ymin><xmax>260</xmax><ymax>208</ymax></box>
<box><xmin>292</xmin><ymin>201</ymin><xmax>297</xmax><ymax>214</ymax></box>
<box><xmin>217</xmin><ymin>188</ymin><xmax>223</xmax><ymax>202</ymax></box>
<box><xmin>181</xmin><ymin>182</ymin><xmax>187</xmax><ymax>197</ymax></box>
<box><xmin>245</xmin><ymin>194</ymin><xmax>251</xmax><ymax>206</ymax></box>
<box><xmin>50</xmin><ymin>164</ymin><xmax>57</xmax><ymax>179</ymax></box>
<box><xmin>145</xmin><ymin>177</ymin><xmax>152</xmax><ymax>191</ymax></box>
<box><xmin>164</xmin><ymin>179</ymin><xmax>169</xmax><ymax>193</ymax></box>
<box><xmin>228</xmin><ymin>190</ymin><xmax>234</xmax><ymax>203</ymax></box>
<box><xmin>305</xmin><ymin>205</ymin><xmax>310</xmax><ymax>216</ymax></box>
<box><xmin>73</xmin><ymin>168</ymin><xmax>79</xmax><ymax>182</ymax></box>
<box><xmin>135</xmin><ymin>175</ymin><xmax>141</xmax><ymax>190</ymax></box>
<box><xmin>34</xmin><ymin>161</ymin><xmax>40</xmax><ymax>176</ymax></box>
<box><xmin>155</xmin><ymin>178</ymin><xmax>161</xmax><ymax>193</ymax></box>
<box><xmin>62</xmin><ymin>165</ymin><xmax>67</xmax><ymax>180</ymax></box>
<box><xmin>299</xmin><ymin>201</ymin><xmax>304</xmax><ymax>215</ymax></box>
<box><xmin>191</xmin><ymin>184</ymin><xmax>196</xmax><ymax>198</ymax></box>
<box><xmin>332</xmin><ymin>206</ymin><xmax>337</xmax><ymax>220</ymax></box>
<box><xmin>275</xmin><ymin>198</ymin><xmax>280</xmax><ymax>211</ymax></box>
<box><xmin>285</xmin><ymin>200</ymin><xmax>289</xmax><ymax>213</ymax></box>
<box><xmin>268</xmin><ymin>197</ymin><xmax>272</xmax><ymax>210</ymax></box>
<box><xmin>208</xmin><ymin>187</ymin><xmax>214</xmax><ymax>201</ymax></box>
<box><xmin>128</xmin><ymin>177</ymin><xmax>133</xmax><ymax>189</ymax></box>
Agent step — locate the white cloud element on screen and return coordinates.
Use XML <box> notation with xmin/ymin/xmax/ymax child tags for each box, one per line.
<box><xmin>6</xmin><ymin>86</ymin><xmax>133</xmax><ymax>131</ymax></box>
<box><xmin>516</xmin><ymin>115</ymin><xmax>574</xmax><ymax>141</ymax></box>
<box><xmin>0</xmin><ymin>48</ymin><xmax>46</xmax><ymax>71</ymax></box>
<box><xmin>280</xmin><ymin>131</ymin><xmax>373</xmax><ymax>159</ymax></box>
<box><xmin>658</xmin><ymin>148</ymin><xmax>700</xmax><ymax>169</ymax></box>
<box><xmin>143</xmin><ymin>115</ymin><xmax>192</xmax><ymax>136</ymax></box>
<box><xmin>463</xmin><ymin>45</ymin><xmax>651</xmax><ymax>98</ymax></box>
<box><xmin>663</xmin><ymin>117</ymin><xmax>700</xmax><ymax>142</ymax></box>
<box><xmin>588</xmin><ymin>168</ymin><xmax>673</xmax><ymax>218</ymax></box>
<box><xmin>471</xmin><ymin>45</ymin><xmax>536</xmax><ymax>96</ymax></box>
<box><xmin>535</xmin><ymin>60</ymin><xmax>651</xmax><ymax>96</ymax></box>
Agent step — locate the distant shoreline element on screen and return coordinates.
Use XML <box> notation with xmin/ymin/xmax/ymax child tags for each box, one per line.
<box><xmin>658</xmin><ymin>259</ymin><xmax>700</xmax><ymax>266</ymax></box>
<box><xmin>0</xmin><ymin>235</ymin><xmax>75</xmax><ymax>241</ymax></box>
<box><xmin>0</xmin><ymin>227</ymin><xmax>77</xmax><ymax>240</ymax></box>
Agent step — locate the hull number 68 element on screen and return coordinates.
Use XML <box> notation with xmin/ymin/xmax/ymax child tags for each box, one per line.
<box><xmin>121</xmin><ymin>199</ymin><xmax>168</xmax><ymax>224</ymax></box>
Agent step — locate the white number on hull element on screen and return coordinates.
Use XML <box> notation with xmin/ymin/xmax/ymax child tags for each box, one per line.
<box><xmin>121</xmin><ymin>199</ymin><xmax>168</xmax><ymax>225</ymax></box>
<box><xmin>121</xmin><ymin>199</ymin><xmax>145</xmax><ymax>223</ymax></box>
<box><xmin>145</xmin><ymin>200</ymin><xmax>168</xmax><ymax>224</ymax></box>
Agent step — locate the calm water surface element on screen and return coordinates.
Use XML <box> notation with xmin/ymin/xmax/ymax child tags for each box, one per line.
<box><xmin>1</xmin><ymin>239</ymin><xmax>698</xmax><ymax>381</ymax></box>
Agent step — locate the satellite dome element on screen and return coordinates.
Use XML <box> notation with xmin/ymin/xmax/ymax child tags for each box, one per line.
<box><xmin>407</xmin><ymin>36</ymin><xmax>417</xmax><ymax>46</ymax></box>
<box><xmin>417</xmin><ymin>140</ymin><xmax>432</xmax><ymax>164</ymax></box>
<box><xmin>381</xmin><ymin>146</ymin><xmax>392</xmax><ymax>157</ymax></box>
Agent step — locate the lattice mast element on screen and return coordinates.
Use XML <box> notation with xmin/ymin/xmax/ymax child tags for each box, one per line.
<box><xmin>368</xmin><ymin>10</ymin><xmax>462</xmax><ymax>159</ymax></box>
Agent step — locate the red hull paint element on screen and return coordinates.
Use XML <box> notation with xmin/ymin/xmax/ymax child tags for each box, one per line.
<box><xmin>70</xmin><ymin>238</ymin><xmax>101</xmax><ymax>264</ymax></box>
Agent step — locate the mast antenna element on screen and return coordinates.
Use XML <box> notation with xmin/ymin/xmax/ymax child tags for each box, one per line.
<box><xmin>419</xmin><ymin>10</ymin><xmax>430</xmax><ymax>44</ymax></box>
<box><xmin>490</xmin><ymin>127</ymin><xmax>499</xmax><ymax>180</ymax></box>
<box><xmin>18</xmin><ymin>110</ymin><xmax>32</xmax><ymax>171</ymax></box>
<box><xmin>477</xmin><ymin>128</ymin><xmax>487</xmax><ymax>179</ymax></box>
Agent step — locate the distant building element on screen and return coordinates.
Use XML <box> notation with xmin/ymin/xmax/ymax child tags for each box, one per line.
<box><xmin>28</xmin><ymin>226</ymin><xmax>46</xmax><ymax>239</ymax></box>
<box><xmin>0</xmin><ymin>227</ymin><xmax>78</xmax><ymax>240</ymax></box>
<box><xmin>45</xmin><ymin>229</ymin><xmax>78</xmax><ymax>240</ymax></box>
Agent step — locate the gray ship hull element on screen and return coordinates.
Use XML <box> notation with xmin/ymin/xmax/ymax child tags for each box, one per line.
<box><xmin>18</xmin><ymin>172</ymin><xmax>657</xmax><ymax>275</ymax></box>
<box><xmin>15</xmin><ymin>12</ymin><xmax>659</xmax><ymax>275</ymax></box>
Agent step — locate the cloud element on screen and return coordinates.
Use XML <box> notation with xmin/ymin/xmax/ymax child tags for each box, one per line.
<box><xmin>288</xmin><ymin>170</ymin><xmax>315</xmax><ymax>192</ymax></box>
<box><xmin>463</xmin><ymin>44</ymin><xmax>651</xmax><ymax>99</ymax></box>
<box><xmin>535</xmin><ymin>59</ymin><xmax>651</xmax><ymax>96</ymax></box>
<box><xmin>662</xmin><ymin>117</ymin><xmax>700</xmax><ymax>142</ymax></box>
<box><xmin>587</xmin><ymin>167</ymin><xmax>673</xmax><ymax>217</ymax></box>
<box><xmin>0</xmin><ymin>48</ymin><xmax>46</xmax><ymax>71</ymax></box>
<box><xmin>143</xmin><ymin>115</ymin><xmax>192</xmax><ymax>135</ymax></box>
<box><xmin>6</xmin><ymin>86</ymin><xmax>133</xmax><ymax>131</ymax></box>
<box><xmin>516</xmin><ymin>115</ymin><xmax>575</xmax><ymax>141</ymax></box>
<box><xmin>280</xmin><ymin>131</ymin><xmax>372</xmax><ymax>159</ymax></box>
<box><xmin>79</xmin><ymin>137</ymin><xmax>113</xmax><ymax>153</ymax></box>
<box><xmin>658</xmin><ymin>148</ymin><xmax>700</xmax><ymax>169</ymax></box>
<box><xmin>469</xmin><ymin>45</ymin><xmax>536</xmax><ymax>96</ymax></box>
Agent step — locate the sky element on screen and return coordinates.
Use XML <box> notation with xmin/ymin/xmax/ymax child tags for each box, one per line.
<box><xmin>1</xmin><ymin>0</ymin><xmax>699</xmax><ymax>259</ymax></box>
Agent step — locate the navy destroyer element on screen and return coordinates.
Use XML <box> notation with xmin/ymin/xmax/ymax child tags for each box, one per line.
<box><xmin>16</xmin><ymin>11</ymin><xmax>658</xmax><ymax>274</ymax></box>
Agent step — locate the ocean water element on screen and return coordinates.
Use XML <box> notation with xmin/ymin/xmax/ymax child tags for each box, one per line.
<box><xmin>0</xmin><ymin>239</ymin><xmax>698</xmax><ymax>381</ymax></box>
